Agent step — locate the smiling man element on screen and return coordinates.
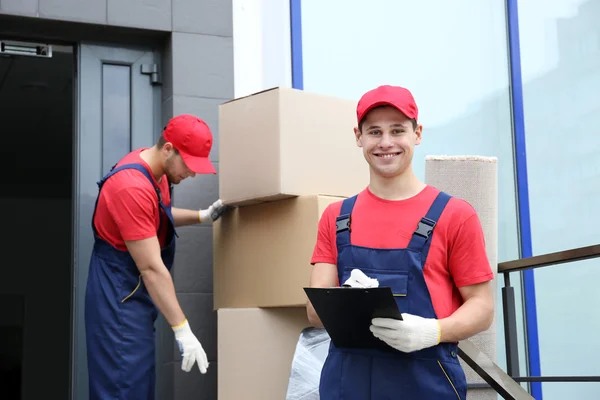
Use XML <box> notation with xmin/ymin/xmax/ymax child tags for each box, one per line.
<box><xmin>307</xmin><ymin>85</ymin><xmax>495</xmax><ymax>399</ymax></box>
<box><xmin>84</xmin><ymin>114</ymin><xmax>229</xmax><ymax>400</ymax></box>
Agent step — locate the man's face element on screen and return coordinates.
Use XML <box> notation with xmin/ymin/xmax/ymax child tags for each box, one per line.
<box><xmin>354</xmin><ymin>106</ymin><xmax>422</xmax><ymax>178</ymax></box>
<box><xmin>164</xmin><ymin>150</ymin><xmax>196</xmax><ymax>184</ymax></box>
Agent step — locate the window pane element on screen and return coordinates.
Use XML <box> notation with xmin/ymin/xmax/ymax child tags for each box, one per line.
<box><xmin>534</xmin><ymin>260</ymin><xmax>600</xmax><ymax>398</ymax></box>
<box><xmin>520</xmin><ymin>1</ymin><xmax>600</xmax><ymax>398</ymax></box>
<box><xmin>300</xmin><ymin>0</ymin><xmax>524</xmax><ymax>378</ymax></box>
<box><xmin>102</xmin><ymin>64</ymin><xmax>131</xmax><ymax>174</ymax></box>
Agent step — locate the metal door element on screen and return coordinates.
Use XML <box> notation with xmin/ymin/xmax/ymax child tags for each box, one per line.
<box><xmin>73</xmin><ymin>42</ymin><xmax>162</xmax><ymax>400</ymax></box>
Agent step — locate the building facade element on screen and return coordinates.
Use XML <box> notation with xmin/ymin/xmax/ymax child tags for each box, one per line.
<box><xmin>1</xmin><ymin>0</ymin><xmax>598</xmax><ymax>399</ymax></box>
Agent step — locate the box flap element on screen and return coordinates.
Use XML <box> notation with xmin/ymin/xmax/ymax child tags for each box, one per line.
<box><xmin>220</xmin><ymin>86</ymin><xmax>286</xmax><ymax>105</ymax></box>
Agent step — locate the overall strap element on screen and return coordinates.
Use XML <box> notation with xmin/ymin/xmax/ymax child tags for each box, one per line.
<box><xmin>335</xmin><ymin>195</ymin><xmax>358</xmax><ymax>249</ymax></box>
<box><xmin>98</xmin><ymin>163</ymin><xmax>161</xmax><ymax>200</ymax></box>
<box><xmin>93</xmin><ymin>163</ymin><xmax>177</xmax><ymax>237</ymax></box>
<box><xmin>114</xmin><ymin>164</ymin><xmax>178</xmax><ymax>237</ymax></box>
<box><xmin>407</xmin><ymin>191</ymin><xmax>452</xmax><ymax>258</ymax></box>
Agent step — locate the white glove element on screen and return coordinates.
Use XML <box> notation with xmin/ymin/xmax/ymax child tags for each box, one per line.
<box><xmin>172</xmin><ymin>319</ymin><xmax>209</xmax><ymax>373</ymax></box>
<box><xmin>370</xmin><ymin>314</ymin><xmax>441</xmax><ymax>353</ymax></box>
<box><xmin>199</xmin><ymin>199</ymin><xmax>230</xmax><ymax>224</ymax></box>
<box><xmin>342</xmin><ymin>269</ymin><xmax>379</xmax><ymax>288</ymax></box>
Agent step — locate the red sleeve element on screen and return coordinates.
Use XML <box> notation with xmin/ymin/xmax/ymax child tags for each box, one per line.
<box><xmin>448</xmin><ymin>212</ymin><xmax>494</xmax><ymax>287</ymax></box>
<box><xmin>108</xmin><ymin>186</ymin><xmax>158</xmax><ymax>241</ymax></box>
<box><xmin>310</xmin><ymin>204</ymin><xmax>338</xmax><ymax>265</ymax></box>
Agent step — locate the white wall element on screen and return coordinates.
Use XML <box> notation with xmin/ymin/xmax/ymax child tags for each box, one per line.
<box><xmin>232</xmin><ymin>0</ymin><xmax>293</xmax><ymax>98</ymax></box>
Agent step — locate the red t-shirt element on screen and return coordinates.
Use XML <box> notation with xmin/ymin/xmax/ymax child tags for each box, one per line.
<box><xmin>93</xmin><ymin>148</ymin><xmax>171</xmax><ymax>251</ymax></box>
<box><xmin>310</xmin><ymin>185</ymin><xmax>493</xmax><ymax>319</ymax></box>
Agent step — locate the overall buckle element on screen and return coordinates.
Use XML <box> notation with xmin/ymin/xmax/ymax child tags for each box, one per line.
<box><xmin>336</xmin><ymin>214</ymin><xmax>351</xmax><ymax>233</ymax></box>
<box><xmin>415</xmin><ymin>217</ymin><xmax>436</xmax><ymax>239</ymax></box>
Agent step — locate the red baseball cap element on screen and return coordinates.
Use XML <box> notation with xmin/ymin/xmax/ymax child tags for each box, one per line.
<box><xmin>356</xmin><ymin>85</ymin><xmax>418</xmax><ymax>124</ymax></box>
<box><xmin>163</xmin><ymin>114</ymin><xmax>216</xmax><ymax>175</ymax></box>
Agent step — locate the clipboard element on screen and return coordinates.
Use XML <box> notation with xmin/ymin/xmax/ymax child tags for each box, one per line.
<box><xmin>304</xmin><ymin>286</ymin><xmax>402</xmax><ymax>350</ymax></box>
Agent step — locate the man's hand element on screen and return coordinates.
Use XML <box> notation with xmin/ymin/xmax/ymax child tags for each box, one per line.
<box><xmin>370</xmin><ymin>314</ymin><xmax>441</xmax><ymax>353</ymax></box>
<box><xmin>199</xmin><ymin>199</ymin><xmax>231</xmax><ymax>223</ymax></box>
<box><xmin>172</xmin><ymin>319</ymin><xmax>209</xmax><ymax>374</ymax></box>
<box><xmin>342</xmin><ymin>269</ymin><xmax>379</xmax><ymax>288</ymax></box>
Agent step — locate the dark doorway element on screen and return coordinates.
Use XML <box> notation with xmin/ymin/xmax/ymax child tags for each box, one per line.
<box><xmin>0</xmin><ymin>40</ymin><xmax>74</xmax><ymax>400</ymax></box>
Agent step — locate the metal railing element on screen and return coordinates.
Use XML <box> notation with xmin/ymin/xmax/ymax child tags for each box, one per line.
<box><xmin>458</xmin><ymin>244</ymin><xmax>600</xmax><ymax>399</ymax></box>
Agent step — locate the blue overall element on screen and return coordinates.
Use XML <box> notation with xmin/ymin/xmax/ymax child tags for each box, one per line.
<box><xmin>319</xmin><ymin>191</ymin><xmax>467</xmax><ymax>400</ymax></box>
<box><xmin>85</xmin><ymin>163</ymin><xmax>177</xmax><ymax>400</ymax></box>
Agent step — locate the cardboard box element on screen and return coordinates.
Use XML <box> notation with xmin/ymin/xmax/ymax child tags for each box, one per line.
<box><xmin>213</xmin><ymin>194</ymin><xmax>344</xmax><ymax>309</ymax></box>
<box><xmin>218</xmin><ymin>307</ymin><xmax>311</xmax><ymax>400</ymax></box>
<box><xmin>218</xmin><ymin>87</ymin><xmax>368</xmax><ymax>206</ymax></box>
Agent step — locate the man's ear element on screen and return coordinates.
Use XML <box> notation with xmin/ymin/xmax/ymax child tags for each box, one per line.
<box><xmin>414</xmin><ymin>124</ymin><xmax>423</xmax><ymax>146</ymax></box>
<box><xmin>354</xmin><ymin>126</ymin><xmax>363</xmax><ymax>148</ymax></box>
<box><xmin>162</xmin><ymin>142</ymin><xmax>175</xmax><ymax>157</ymax></box>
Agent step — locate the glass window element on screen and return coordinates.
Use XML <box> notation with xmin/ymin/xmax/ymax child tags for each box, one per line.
<box><xmin>519</xmin><ymin>0</ymin><xmax>600</xmax><ymax>397</ymax></box>
<box><xmin>300</xmin><ymin>0</ymin><xmax>523</xmax><ymax>375</ymax></box>
<box><xmin>102</xmin><ymin>64</ymin><xmax>131</xmax><ymax>174</ymax></box>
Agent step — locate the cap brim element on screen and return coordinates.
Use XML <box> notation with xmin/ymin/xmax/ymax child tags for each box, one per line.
<box><xmin>182</xmin><ymin>153</ymin><xmax>216</xmax><ymax>175</ymax></box>
<box><xmin>359</xmin><ymin>101</ymin><xmax>414</xmax><ymax>124</ymax></box>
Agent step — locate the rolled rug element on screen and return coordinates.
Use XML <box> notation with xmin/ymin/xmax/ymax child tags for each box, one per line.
<box><xmin>425</xmin><ymin>155</ymin><xmax>499</xmax><ymax>400</ymax></box>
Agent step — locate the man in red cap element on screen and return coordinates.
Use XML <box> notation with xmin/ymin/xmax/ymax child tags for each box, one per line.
<box><xmin>307</xmin><ymin>85</ymin><xmax>494</xmax><ymax>398</ymax></box>
<box><xmin>84</xmin><ymin>114</ymin><xmax>228</xmax><ymax>400</ymax></box>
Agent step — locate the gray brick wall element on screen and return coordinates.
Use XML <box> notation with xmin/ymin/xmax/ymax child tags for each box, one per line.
<box><xmin>1</xmin><ymin>0</ymin><xmax>232</xmax><ymax>34</ymax></box>
<box><xmin>0</xmin><ymin>1</ymin><xmax>234</xmax><ymax>399</ymax></box>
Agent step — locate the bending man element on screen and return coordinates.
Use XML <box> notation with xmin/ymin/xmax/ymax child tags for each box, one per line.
<box><xmin>85</xmin><ymin>114</ymin><xmax>228</xmax><ymax>399</ymax></box>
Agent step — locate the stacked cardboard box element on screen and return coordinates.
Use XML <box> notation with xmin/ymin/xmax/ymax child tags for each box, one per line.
<box><xmin>213</xmin><ymin>87</ymin><xmax>368</xmax><ymax>399</ymax></box>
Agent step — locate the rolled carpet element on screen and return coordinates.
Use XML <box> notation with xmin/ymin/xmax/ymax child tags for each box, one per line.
<box><xmin>425</xmin><ymin>155</ymin><xmax>499</xmax><ymax>400</ymax></box>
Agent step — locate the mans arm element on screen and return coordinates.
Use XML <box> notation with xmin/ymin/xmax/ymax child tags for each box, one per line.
<box><xmin>307</xmin><ymin>204</ymin><xmax>340</xmax><ymax>327</ymax></box>
<box><xmin>370</xmin><ymin>281</ymin><xmax>494</xmax><ymax>352</ymax></box>
<box><xmin>438</xmin><ymin>280</ymin><xmax>494</xmax><ymax>342</ymax></box>
<box><xmin>370</xmin><ymin>210</ymin><xmax>494</xmax><ymax>352</ymax></box>
<box><xmin>108</xmin><ymin>184</ymin><xmax>186</xmax><ymax>325</ymax></box>
<box><xmin>439</xmin><ymin>211</ymin><xmax>495</xmax><ymax>341</ymax></box>
<box><xmin>172</xmin><ymin>199</ymin><xmax>229</xmax><ymax>227</ymax></box>
<box><xmin>127</xmin><ymin>236</ymin><xmax>208</xmax><ymax>373</ymax></box>
<box><xmin>171</xmin><ymin>207</ymin><xmax>202</xmax><ymax>227</ymax></box>
<box><xmin>125</xmin><ymin>236</ymin><xmax>186</xmax><ymax>326</ymax></box>
<box><xmin>307</xmin><ymin>263</ymin><xmax>339</xmax><ymax>328</ymax></box>
<box><xmin>109</xmin><ymin>184</ymin><xmax>208</xmax><ymax>373</ymax></box>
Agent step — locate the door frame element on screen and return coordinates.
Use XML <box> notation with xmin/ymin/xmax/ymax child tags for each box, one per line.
<box><xmin>72</xmin><ymin>41</ymin><xmax>163</xmax><ymax>400</ymax></box>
